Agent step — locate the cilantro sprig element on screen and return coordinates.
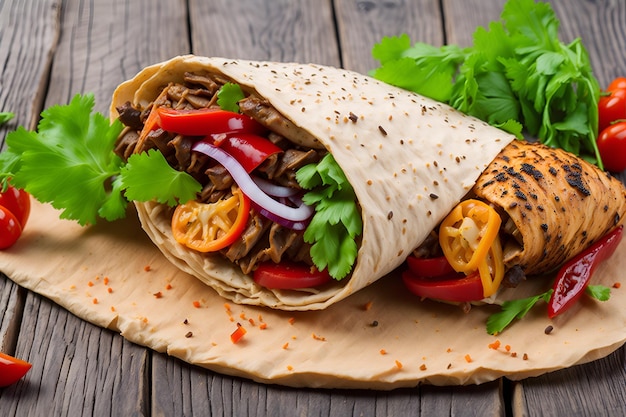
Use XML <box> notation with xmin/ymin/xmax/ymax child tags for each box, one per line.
<box><xmin>371</xmin><ymin>0</ymin><xmax>602</xmax><ymax>168</ymax></box>
<box><xmin>486</xmin><ymin>285</ymin><xmax>611</xmax><ymax>334</ymax></box>
<box><xmin>296</xmin><ymin>154</ymin><xmax>362</xmax><ymax>280</ymax></box>
<box><xmin>0</xmin><ymin>93</ymin><xmax>201</xmax><ymax>225</ymax></box>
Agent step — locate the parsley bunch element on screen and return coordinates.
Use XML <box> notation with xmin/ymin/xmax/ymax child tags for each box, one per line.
<box><xmin>371</xmin><ymin>0</ymin><xmax>602</xmax><ymax>167</ymax></box>
<box><xmin>296</xmin><ymin>154</ymin><xmax>362</xmax><ymax>280</ymax></box>
<box><xmin>0</xmin><ymin>94</ymin><xmax>201</xmax><ymax>225</ymax></box>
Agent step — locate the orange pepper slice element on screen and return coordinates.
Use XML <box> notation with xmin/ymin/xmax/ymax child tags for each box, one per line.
<box><xmin>171</xmin><ymin>187</ymin><xmax>250</xmax><ymax>252</ymax></box>
<box><xmin>439</xmin><ymin>199</ymin><xmax>504</xmax><ymax>298</ymax></box>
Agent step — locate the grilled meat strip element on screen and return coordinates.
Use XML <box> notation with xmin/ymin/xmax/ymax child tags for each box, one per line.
<box><xmin>114</xmin><ymin>72</ymin><xmax>326</xmax><ymax>274</ymax></box>
<box><xmin>473</xmin><ymin>140</ymin><xmax>626</xmax><ymax>275</ymax></box>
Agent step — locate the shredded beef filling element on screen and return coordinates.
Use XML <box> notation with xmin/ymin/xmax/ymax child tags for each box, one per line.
<box><xmin>114</xmin><ymin>72</ymin><xmax>327</xmax><ymax>274</ymax></box>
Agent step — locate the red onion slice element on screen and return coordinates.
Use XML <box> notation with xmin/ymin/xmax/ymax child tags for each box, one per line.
<box><xmin>192</xmin><ymin>142</ymin><xmax>314</xmax><ymax>229</ymax></box>
<box><xmin>251</xmin><ymin>176</ymin><xmax>300</xmax><ymax>198</ymax></box>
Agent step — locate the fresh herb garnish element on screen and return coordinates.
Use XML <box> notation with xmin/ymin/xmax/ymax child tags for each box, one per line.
<box><xmin>370</xmin><ymin>0</ymin><xmax>602</xmax><ymax>168</ymax></box>
<box><xmin>0</xmin><ymin>112</ymin><xmax>14</xmax><ymax>126</ymax></box>
<box><xmin>217</xmin><ymin>82</ymin><xmax>245</xmax><ymax>113</ymax></box>
<box><xmin>0</xmin><ymin>93</ymin><xmax>201</xmax><ymax>225</ymax></box>
<box><xmin>296</xmin><ymin>153</ymin><xmax>362</xmax><ymax>280</ymax></box>
<box><xmin>486</xmin><ymin>285</ymin><xmax>611</xmax><ymax>334</ymax></box>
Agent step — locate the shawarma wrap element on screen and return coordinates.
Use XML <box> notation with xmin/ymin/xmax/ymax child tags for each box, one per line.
<box><xmin>109</xmin><ymin>55</ymin><xmax>516</xmax><ymax>310</ymax></box>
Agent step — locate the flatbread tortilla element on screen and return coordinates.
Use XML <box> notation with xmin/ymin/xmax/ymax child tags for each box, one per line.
<box><xmin>109</xmin><ymin>55</ymin><xmax>515</xmax><ymax>310</ymax></box>
<box><xmin>1</xmin><ymin>199</ymin><xmax>625</xmax><ymax>389</ymax></box>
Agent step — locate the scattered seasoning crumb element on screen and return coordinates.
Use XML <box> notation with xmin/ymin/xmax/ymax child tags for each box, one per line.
<box><xmin>144</xmin><ymin>265</ymin><xmax>152</xmax><ymax>272</ymax></box>
<box><xmin>107</xmin><ymin>287</ymin><xmax>113</xmax><ymax>294</ymax></box>
<box><xmin>287</xmin><ymin>365</ymin><xmax>293</xmax><ymax>371</ymax></box>
<box><xmin>523</xmin><ymin>353</ymin><xmax>529</xmax><ymax>360</ymax></box>
<box><xmin>614</xmin><ymin>282</ymin><xmax>621</xmax><ymax>289</ymax></box>
<box><xmin>259</xmin><ymin>323</ymin><xmax>268</xmax><ymax>330</ymax></box>
<box><xmin>447</xmin><ymin>363</ymin><xmax>452</xmax><ymax>369</ymax></box>
<box><xmin>192</xmin><ymin>300</ymin><xmax>201</xmax><ymax>308</ymax></box>
<box><xmin>371</xmin><ymin>320</ymin><xmax>379</xmax><ymax>327</ymax></box>
<box><xmin>103</xmin><ymin>277</ymin><xmax>109</xmax><ymax>285</ymax></box>
<box><xmin>230</xmin><ymin>323</ymin><xmax>247</xmax><ymax>344</ymax></box>
<box><xmin>312</xmin><ymin>333</ymin><xmax>326</xmax><ymax>341</ymax></box>
<box><xmin>288</xmin><ymin>317</ymin><xmax>296</xmax><ymax>325</ymax></box>
<box><xmin>348</xmin><ymin>112</ymin><xmax>358</xmax><ymax>123</ymax></box>
<box><xmin>544</xmin><ymin>325</ymin><xmax>554</xmax><ymax>334</ymax></box>
<box><xmin>282</xmin><ymin>342</ymin><xmax>289</xmax><ymax>350</ymax></box>
<box><xmin>88</xmin><ymin>281</ymin><xmax>94</xmax><ymax>287</ymax></box>
<box><xmin>378</xmin><ymin>125</ymin><xmax>388</xmax><ymax>136</ymax></box>
<box><xmin>183</xmin><ymin>319</ymin><xmax>189</xmax><ymax>325</ymax></box>
<box><xmin>224</xmin><ymin>303</ymin><xmax>232</xmax><ymax>311</ymax></box>
<box><xmin>464</xmin><ymin>354</ymin><xmax>472</xmax><ymax>363</ymax></box>
<box><xmin>111</xmin><ymin>306</ymin><xmax>116</xmax><ymax>312</ymax></box>
<box><xmin>511</xmin><ymin>352</ymin><xmax>517</xmax><ymax>358</ymax></box>
<box><xmin>505</xmin><ymin>345</ymin><xmax>511</xmax><ymax>352</ymax></box>
<box><xmin>248</xmin><ymin>318</ymin><xmax>255</xmax><ymax>326</ymax></box>
<box><xmin>92</xmin><ymin>298</ymin><xmax>98</xmax><ymax>304</ymax></box>
<box><xmin>446</xmin><ymin>348</ymin><xmax>452</xmax><ymax>353</ymax></box>
<box><xmin>165</xmin><ymin>283</ymin><xmax>172</xmax><ymax>290</ymax></box>
<box><xmin>488</xmin><ymin>340</ymin><xmax>501</xmax><ymax>350</ymax></box>
<box><xmin>395</xmin><ymin>360</ymin><xmax>403</xmax><ymax>370</ymax></box>
<box><xmin>258</xmin><ymin>314</ymin><xmax>264</xmax><ymax>323</ymax></box>
<box><xmin>380</xmin><ymin>349</ymin><xmax>387</xmax><ymax>355</ymax></box>
<box><xmin>420</xmin><ymin>364</ymin><xmax>427</xmax><ymax>371</ymax></box>
<box><xmin>363</xmin><ymin>301</ymin><xmax>373</xmax><ymax>311</ymax></box>
<box><xmin>153</xmin><ymin>291</ymin><xmax>163</xmax><ymax>299</ymax></box>
<box><xmin>185</xmin><ymin>331</ymin><xmax>193</xmax><ymax>338</ymax></box>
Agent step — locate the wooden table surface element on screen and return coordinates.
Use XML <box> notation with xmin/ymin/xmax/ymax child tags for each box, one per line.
<box><xmin>1</xmin><ymin>0</ymin><xmax>625</xmax><ymax>416</ymax></box>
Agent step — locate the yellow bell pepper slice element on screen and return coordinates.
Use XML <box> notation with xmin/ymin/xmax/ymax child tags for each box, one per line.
<box><xmin>439</xmin><ymin>199</ymin><xmax>504</xmax><ymax>298</ymax></box>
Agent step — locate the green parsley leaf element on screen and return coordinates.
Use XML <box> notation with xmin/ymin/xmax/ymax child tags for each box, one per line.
<box><xmin>297</xmin><ymin>153</ymin><xmax>362</xmax><ymax>280</ymax></box>
<box><xmin>120</xmin><ymin>149</ymin><xmax>201</xmax><ymax>206</ymax></box>
<box><xmin>217</xmin><ymin>83</ymin><xmax>245</xmax><ymax>113</ymax></box>
<box><xmin>0</xmin><ymin>93</ymin><xmax>202</xmax><ymax>225</ymax></box>
<box><xmin>370</xmin><ymin>0</ymin><xmax>603</xmax><ymax>168</ymax></box>
<box><xmin>0</xmin><ymin>111</ymin><xmax>14</xmax><ymax>126</ymax></box>
<box><xmin>486</xmin><ymin>289</ymin><xmax>553</xmax><ymax>335</ymax></box>
<box><xmin>585</xmin><ymin>284</ymin><xmax>611</xmax><ymax>302</ymax></box>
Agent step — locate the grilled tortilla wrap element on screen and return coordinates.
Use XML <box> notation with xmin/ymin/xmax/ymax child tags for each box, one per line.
<box><xmin>109</xmin><ymin>55</ymin><xmax>516</xmax><ymax>310</ymax></box>
<box><xmin>474</xmin><ymin>140</ymin><xmax>626</xmax><ymax>276</ymax></box>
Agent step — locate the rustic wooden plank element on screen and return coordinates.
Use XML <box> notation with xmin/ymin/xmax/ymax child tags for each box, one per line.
<box><xmin>0</xmin><ymin>0</ymin><xmax>189</xmax><ymax>415</ymax></box>
<box><xmin>189</xmin><ymin>0</ymin><xmax>341</xmax><ymax>67</ymax></box>
<box><xmin>334</xmin><ymin>0</ymin><xmax>444</xmax><ymax>74</ymax></box>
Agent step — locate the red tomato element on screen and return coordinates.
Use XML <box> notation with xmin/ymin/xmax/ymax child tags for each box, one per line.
<box><xmin>214</xmin><ymin>134</ymin><xmax>283</xmax><ymax>173</ymax></box>
<box><xmin>0</xmin><ymin>186</ymin><xmax>31</xmax><ymax>228</ymax></box>
<box><xmin>402</xmin><ymin>270</ymin><xmax>484</xmax><ymax>302</ymax></box>
<box><xmin>607</xmin><ymin>77</ymin><xmax>626</xmax><ymax>92</ymax></box>
<box><xmin>597</xmin><ymin>121</ymin><xmax>626</xmax><ymax>172</ymax></box>
<box><xmin>156</xmin><ymin>108</ymin><xmax>265</xmax><ymax>137</ymax></box>
<box><xmin>0</xmin><ymin>206</ymin><xmax>22</xmax><ymax>249</ymax></box>
<box><xmin>406</xmin><ymin>255</ymin><xmax>455</xmax><ymax>278</ymax></box>
<box><xmin>0</xmin><ymin>352</ymin><xmax>32</xmax><ymax>387</ymax></box>
<box><xmin>598</xmin><ymin>88</ymin><xmax>626</xmax><ymax>134</ymax></box>
<box><xmin>253</xmin><ymin>262</ymin><xmax>332</xmax><ymax>289</ymax></box>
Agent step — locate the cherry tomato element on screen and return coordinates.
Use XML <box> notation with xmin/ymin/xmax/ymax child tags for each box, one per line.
<box><xmin>214</xmin><ymin>133</ymin><xmax>282</xmax><ymax>173</ymax></box>
<box><xmin>598</xmin><ymin>86</ymin><xmax>626</xmax><ymax>133</ymax></box>
<box><xmin>0</xmin><ymin>352</ymin><xmax>32</xmax><ymax>387</ymax></box>
<box><xmin>0</xmin><ymin>185</ymin><xmax>31</xmax><ymax>228</ymax></box>
<box><xmin>156</xmin><ymin>108</ymin><xmax>265</xmax><ymax>137</ymax></box>
<box><xmin>0</xmin><ymin>206</ymin><xmax>22</xmax><ymax>249</ymax></box>
<box><xmin>402</xmin><ymin>270</ymin><xmax>484</xmax><ymax>302</ymax></box>
<box><xmin>597</xmin><ymin>121</ymin><xmax>626</xmax><ymax>172</ymax></box>
<box><xmin>607</xmin><ymin>77</ymin><xmax>626</xmax><ymax>92</ymax></box>
<box><xmin>253</xmin><ymin>261</ymin><xmax>332</xmax><ymax>289</ymax></box>
<box><xmin>171</xmin><ymin>188</ymin><xmax>250</xmax><ymax>252</ymax></box>
<box><xmin>406</xmin><ymin>255</ymin><xmax>455</xmax><ymax>278</ymax></box>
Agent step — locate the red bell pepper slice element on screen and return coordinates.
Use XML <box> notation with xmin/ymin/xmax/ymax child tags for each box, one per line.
<box><xmin>156</xmin><ymin>107</ymin><xmax>266</xmax><ymax>137</ymax></box>
<box><xmin>402</xmin><ymin>269</ymin><xmax>484</xmax><ymax>302</ymax></box>
<box><xmin>548</xmin><ymin>225</ymin><xmax>623</xmax><ymax>318</ymax></box>
<box><xmin>215</xmin><ymin>133</ymin><xmax>283</xmax><ymax>173</ymax></box>
<box><xmin>406</xmin><ymin>255</ymin><xmax>456</xmax><ymax>278</ymax></box>
<box><xmin>0</xmin><ymin>352</ymin><xmax>32</xmax><ymax>387</ymax></box>
<box><xmin>253</xmin><ymin>262</ymin><xmax>332</xmax><ymax>289</ymax></box>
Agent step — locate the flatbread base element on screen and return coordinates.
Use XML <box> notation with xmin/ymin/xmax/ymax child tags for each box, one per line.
<box><xmin>1</xmin><ymin>200</ymin><xmax>625</xmax><ymax>389</ymax></box>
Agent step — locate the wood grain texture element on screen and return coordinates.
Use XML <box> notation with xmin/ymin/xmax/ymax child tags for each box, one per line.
<box><xmin>334</xmin><ymin>0</ymin><xmax>444</xmax><ymax>74</ymax></box>
<box><xmin>189</xmin><ymin>0</ymin><xmax>341</xmax><ymax>67</ymax></box>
